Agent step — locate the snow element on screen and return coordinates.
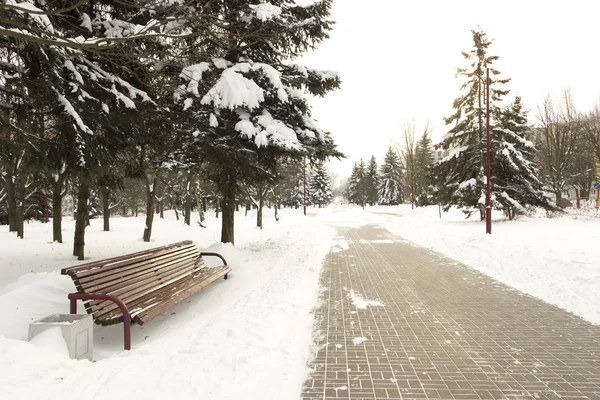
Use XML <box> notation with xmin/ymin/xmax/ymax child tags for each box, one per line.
<box><xmin>439</xmin><ymin>145</ymin><xmax>469</xmax><ymax>163</ymax></box>
<box><xmin>249</xmin><ymin>3</ymin><xmax>282</xmax><ymax>22</ymax></box>
<box><xmin>180</xmin><ymin>63</ymin><xmax>210</xmax><ymax>96</ymax></box>
<box><xmin>209</xmin><ymin>113</ymin><xmax>218</xmax><ymax>127</ymax></box>
<box><xmin>80</xmin><ymin>13</ymin><xmax>92</xmax><ymax>32</ymax></box>
<box><xmin>458</xmin><ymin>178</ymin><xmax>477</xmax><ymax>190</ymax></box>
<box><xmin>56</xmin><ymin>93</ymin><xmax>92</xmax><ymax>134</ymax></box>
<box><xmin>235</xmin><ymin>119</ymin><xmax>256</xmax><ymax>138</ymax></box>
<box><xmin>347</xmin><ymin>289</ymin><xmax>384</xmax><ymax>309</ymax></box>
<box><xmin>64</xmin><ymin>60</ymin><xmax>84</xmax><ymax>85</ymax></box>
<box><xmin>2</xmin><ymin>204</ymin><xmax>599</xmax><ymax>397</ymax></box>
<box><xmin>0</xmin><ymin>209</ymin><xmax>334</xmax><ymax>399</ymax></box>
<box><xmin>201</xmin><ymin>67</ymin><xmax>264</xmax><ymax>110</ymax></box>
<box><xmin>372</xmin><ymin>205</ymin><xmax>600</xmax><ymax>325</ymax></box>
<box><xmin>7</xmin><ymin>0</ymin><xmax>54</xmax><ymax>34</ymax></box>
<box><xmin>28</xmin><ymin>327</ymin><xmax>69</xmax><ymax>357</ymax></box>
<box><xmin>307</xmin><ymin>68</ymin><xmax>340</xmax><ymax>82</ymax></box>
<box><xmin>352</xmin><ymin>337</ymin><xmax>368</xmax><ymax>345</ymax></box>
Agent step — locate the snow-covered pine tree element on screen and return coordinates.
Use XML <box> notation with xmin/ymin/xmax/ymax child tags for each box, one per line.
<box><xmin>414</xmin><ymin>130</ymin><xmax>434</xmax><ymax>204</ymax></box>
<box><xmin>366</xmin><ymin>156</ymin><xmax>379</xmax><ymax>205</ymax></box>
<box><xmin>310</xmin><ymin>161</ymin><xmax>333</xmax><ymax>207</ymax></box>
<box><xmin>378</xmin><ymin>148</ymin><xmax>404</xmax><ymax>205</ymax></box>
<box><xmin>348</xmin><ymin>159</ymin><xmax>368</xmax><ymax>207</ymax></box>
<box><xmin>176</xmin><ymin>0</ymin><xmax>342</xmax><ymax>244</ymax></box>
<box><xmin>492</xmin><ymin>97</ymin><xmax>556</xmax><ymax>218</ymax></box>
<box><xmin>431</xmin><ymin>28</ymin><xmax>510</xmax><ymax>219</ymax></box>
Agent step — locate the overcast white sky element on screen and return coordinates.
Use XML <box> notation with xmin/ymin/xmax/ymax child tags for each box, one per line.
<box><xmin>299</xmin><ymin>0</ymin><xmax>600</xmax><ymax>180</ymax></box>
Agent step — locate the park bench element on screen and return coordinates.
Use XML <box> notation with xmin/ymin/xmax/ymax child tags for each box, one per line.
<box><xmin>61</xmin><ymin>240</ymin><xmax>231</xmax><ymax>350</ymax></box>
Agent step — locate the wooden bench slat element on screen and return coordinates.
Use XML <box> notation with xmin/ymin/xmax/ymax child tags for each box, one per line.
<box><xmin>61</xmin><ymin>240</ymin><xmax>195</xmax><ymax>276</ymax></box>
<box><xmin>73</xmin><ymin>245</ymin><xmax>200</xmax><ymax>284</ymax></box>
<box><xmin>89</xmin><ymin>260</ymin><xmax>207</xmax><ymax>318</ymax></box>
<box><xmin>85</xmin><ymin>257</ymin><xmax>200</xmax><ymax>309</ymax></box>
<box><xmin>81</xmin><ymin>256</ymin><xmax>203</xmax><ymax>296</ymax></box>
<box><xmin>95</xmin><ymin>266</ymin><xmax>230</xmax><ymax>325</ymax></box>
<box><xmin>77</xmin><ymin>251</ymin><xmax>204</xmax><ymax>293</ymax></box>
<box><xmin>135</xmin><ymin>266</ymin><xmax>231</xmax><ymax>325</ymax></box>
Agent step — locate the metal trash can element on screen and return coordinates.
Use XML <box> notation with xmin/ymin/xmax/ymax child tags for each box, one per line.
<box><xmin>28</xmin><ymin>314</ymin><xmax>93</xmax><ymax>361</ymax></box>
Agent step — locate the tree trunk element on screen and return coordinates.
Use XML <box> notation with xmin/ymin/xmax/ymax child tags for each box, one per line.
<box><xmin>220</xmin><ymin>181</ymin><xmax>235</xmax><ymax>244</ymax></box>
<box><xmin>196</xmin><ymin>194</ymin><xmax>205</xmax><ymax>223</ymax></box>
<box><xmin>102</xmin><ymin>188</ymin><xmax>110</xmax><ymax>232</ymax></box>
<box><xmin>73</xmin><ymin>182</ymin><xmax>89</xmax><ymax>260</ymax></box>
<box><xmin>245</xmin><ymin>201</ymin><xmax>250</xmax><ymax>217</ymax></box>
<box><xmin>184</xmin><ymin>191</ymin><xmax>192</xmax><ymax>226</ymax></box>
<box><xmin>274</xmin><ymin>199</ymin><xmax>279</xmax><ymax>222</ymax></box>
<box><xmin>143</xmin><ymin>177</ymin><xmax>157</xmax><ymax>242</ymax></box>
<box><xmin>16</xmin><ymin>174</ymin><xmax>25</xmax><ymax>238</ymax></box>
<box><xmin>257</xmin><ymin>190</ymin><xmax>263</xmax><ymax>229</ymax></box>
<box><xmin>215</xmin><ymin>197</ymin><xmax>220</xmax><ymax>218</ymax></box>
<box><xmin>52</xmin><ymin>186</ymin><xmax>63</xmax><ymax>243</ymax></box>
<box><xmin>174</xmin><ymin>209</ymin><xmax>179</xmax><ymax>221</ymax></box>
<box><xmin>480</xmin><ymin>207</ymin><xmax>485</xmax><ymax>221</ymax></box>
<box><xmin>555</xmin><ymin>190</ymin><xmax>562</xmax><ymax>205</ymax></box>
<box><xmin>160</xmin><ymin>202</ymin><xmax>164</xmax><ymax>219</ymax></box>
<box><xmin>6</xmin><ymin>174</ymin><xmax>17</xmax><ymax>232</ymax></box>
<box><xmin>575</xmin><ymin>188</ymin><xmax>581</xmax><ymax>209</ymax></box>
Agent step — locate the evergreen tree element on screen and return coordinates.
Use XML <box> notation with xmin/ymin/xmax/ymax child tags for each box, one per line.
<box><xmin>492</xmin><ymin>97</ymin><xmax>556</xmax><ymax>218</ymax></box>
<box><xmin>176</xmin><ymin>0</ymin><xmax>342</xmax><ymax>244</ymax></box>
<box><xmin>378</xmin><ymin>148</ymin><xmax>404</xmax><ymax>205</ymax></box>
<box><xmin>310</xmin><ymin>162</ymin><xmax>333</xmax><ymax>207</ymax></box>
<box><xmin>431</xmin><ymin>28</ymin><xmax>510</xmax><ymax>219</ymax></box>
<box><xmin>348</xmin><ymin>159</ymin><xmax>367</xmax><ymax>207</ymax></box>
<box><xmin>414</xmin><ymin>129</ymin><xmax>435</xmax><ymax>205</ymax></box>
<box><xmin>366</xmin><ymin>156</ymin><xmax>379</xmax><ymax>205</ymax></box>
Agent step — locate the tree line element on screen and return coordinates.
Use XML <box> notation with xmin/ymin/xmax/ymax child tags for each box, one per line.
<box><xmin>346</xmin><ymin>28</ymin><xmax>600</xmax><ymax>220</ymax></box>
<box><xmin>0</xmin><ymin>0</ymin><xmax>342</xmax><ymax>259</ymax></box>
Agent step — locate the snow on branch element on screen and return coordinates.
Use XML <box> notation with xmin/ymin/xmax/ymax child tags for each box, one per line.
<box><xmin>56</xmin><ymin>92</ymin><xmax>92</xmax><ymax>134</ymax></box>
<box><xmin>499</xmin><ymin>191</ymin><xmax>527</xmax><ymax>214</ymax></box>
<box><xmin>439</xmin><ymin>146</ymin><xmax>469</xmax><ymax>163</ymax></box>
<box><xmin>249</xmin><ymin>3</ymin><xmax>282</xmax><ymax>22</ymax></box>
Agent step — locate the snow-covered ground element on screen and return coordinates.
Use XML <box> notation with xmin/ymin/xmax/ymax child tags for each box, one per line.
<box><xmin>0</xmin><ymin>209</ymin><xmax>334</xmax><ymax>399</ymax></box>
<box><xmin>1</xmin><ymin>204</ymin><xmax>599</xmax><ymax>399</ymax></box>
<box><xmin>316</xmin><ymin>204</ymin><xmax>600</xmax><ymax>325</ymax></box>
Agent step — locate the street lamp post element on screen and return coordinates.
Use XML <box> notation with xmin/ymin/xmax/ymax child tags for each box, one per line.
<box><xmin>485</xmin><ymin>68</ymin><xmax>492</xmax><ymax>234</ymax></box>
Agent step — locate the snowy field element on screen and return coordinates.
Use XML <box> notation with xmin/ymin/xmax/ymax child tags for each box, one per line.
<box><xmin>0</xmin><ymin>209</ymin><xmax>334</xmax><ymax>399</ymax></box>
<box><xmin>321</xmin><ymin>204</ymin><xmax>600</xmax><ymax>325</ymax></box>
<box><xmin>1</xmin><ymin>204</ymin><xmax>599</xmax><ymax>399</ymax></box>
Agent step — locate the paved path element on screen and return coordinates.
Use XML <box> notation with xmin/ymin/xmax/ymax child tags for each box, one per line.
<box><xmin>302</xmin><ymin>225</ymin><xmax>600</xmax><ymax>400</ymax></box>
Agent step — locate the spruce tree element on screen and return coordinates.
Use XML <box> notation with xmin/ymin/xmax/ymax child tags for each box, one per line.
<box><xmin>414</xmin><ymin>130</ymin><xmax>435</xmax><ymax>204</ymax></box>
<box><xmin>431</xmin><ymin>28</ymin><xmax>510</xmax><ymax>219</ymax></box>
<box><xmin>348</xmin><ymin>159</ymin><xmax>367</xmax><ymax>207</ymax></box>
<box><xmin>310</xmin><ymin>161</ymin><xmax>333</xmax><ymax>207</ymax></box>
<box><xmin>492</xmin><ymin>97</ymin><xmax>556</xmax><ymax>218</ymax></box>
<box><xmin>366</xmin><ymin>156</ymin><xmax>379</xmax><ymax>206</ymax></box>
<box><xmin>378</xmin><ymin>148</ymin><xmax>404</xmax><ymax>205</ymax></box>
<box><xmin>176</xmin><ymin>0</ymin><xmax>342</xmax><ymax>244</ymax></box>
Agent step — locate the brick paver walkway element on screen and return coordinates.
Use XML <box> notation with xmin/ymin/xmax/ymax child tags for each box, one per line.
<box><xmin>302</xmin><ymin>226</ymin><xmax>600</xmax><ymax>400</ymax></box>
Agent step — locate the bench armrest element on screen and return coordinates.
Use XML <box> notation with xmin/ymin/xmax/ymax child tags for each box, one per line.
<box><xmin>68</xmin><ymin>292</ymin><xmax>132</xmax><ymax>350</ymax></box>
<box><xmin>200</xmin><ymin>252</ymin><xmax>228</xmax><ymax>266</ymax></box>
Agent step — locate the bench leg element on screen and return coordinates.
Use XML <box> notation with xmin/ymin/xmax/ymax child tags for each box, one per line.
<box><xmin>224</xmin><ymin>273</ymin><xmax>228</xmax><ymax>280</ymax></box>
<box><xmin>68</xmin><ymin>293</ymin><xmax>132</xmax><ymax>351</ymax></box>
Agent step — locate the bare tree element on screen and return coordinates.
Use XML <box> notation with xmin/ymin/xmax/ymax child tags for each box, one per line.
<box><xmin>535</xmin><ymin>90</ymin><xmax>582</xmax><ymax>205</ymax></box>
<box><xmin>402</xmin><ymin>121</ymin><xmax>417</xmax><ymax>209</ymax></box>
<box><xmin>584</xmin><ymin>105</ymin><xmax>600</xmax><ymax>167</ymax></box>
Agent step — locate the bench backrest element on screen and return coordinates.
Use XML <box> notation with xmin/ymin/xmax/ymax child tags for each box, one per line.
<box><xmin>61</xmin><ymin>240</ymin><xmax>205</xmax><ymax>321</ymax></box>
